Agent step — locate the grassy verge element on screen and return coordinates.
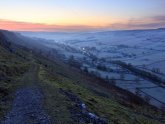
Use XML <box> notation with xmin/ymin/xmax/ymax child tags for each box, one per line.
<box><xmin>38</xmin><ymin>66</ymin><xmax>75</xmax><ymax>123</ymax></box>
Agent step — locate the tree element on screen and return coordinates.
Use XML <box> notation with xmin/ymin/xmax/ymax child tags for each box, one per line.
<box><xmin>144</xmin><ymin>95</ymin><xmax>151</xmax><ymax>104</ymax></box>
<box><xmin>142</xmin><ymin>64</ymin><xmax>146</xmax><ymax>69</ymax></box>
<box><xmin>83</xmin><ymin>57</ymin><xmax>87</xmax><ymax>61</ymax></box>
<box><xmin>135</xmin><ymin>77</ymin><xmax>140</xmax><ymax>84</ymax></box>
<box><xmin>96</xmin><ymin>64</ymin><xmax>107</xmax><ymax>71</ymax></box>
<box><xmin>68</xmin><ymin>55</ymin><xmax>81</xmax><ymax>68</ymax></box>
<box><xmin>120</xmin><ymin>73</ymin><xmax>125</xmax><ymax>80</ymax></box>
<box><xmin>135</xmin><ymin>88</ymin><xmax>141</xmax><ymax>97</ymax></box>
<box><xmin>109</xmin><ymin>77</ymin><xmax>116</xmax><ymax>86</ymax></box>
<box><xmin>84</xmin><ymin>67</ymin><xmax>88</xmax><ymax>73</ymax></box>
<box><xmin>152</xmin><ymin>68</ymin><xmax>160</xmax><ymax>74</ymax></box>
<box><xmin>105</xmin><ymin>75</ymin><xmax>109</xmax><ymax>82</ymax></box>
<box><xmin>93</xmin><ymin>71</ymin><xmax>101</xmax><ymax>77</ymax></box>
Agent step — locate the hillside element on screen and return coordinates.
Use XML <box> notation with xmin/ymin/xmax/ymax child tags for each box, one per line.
<box><xmin>0</xmin><ymin>30</ymin><xmax>165</xmax><ymax>124</ymax></box>
<box><xmin>21</xmin><ymin>29</ymin><xmax>165</xmax><ymax>108</ymax></box>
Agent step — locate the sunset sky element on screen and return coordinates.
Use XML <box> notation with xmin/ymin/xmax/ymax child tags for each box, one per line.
<box><xmin>0</xmin><ymin>0</ymin><xmax>165</xmax><ymax>31</ymax></box>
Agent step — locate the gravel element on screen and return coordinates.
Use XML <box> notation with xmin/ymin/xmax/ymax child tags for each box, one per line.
<box><xmin>1</xmin><ymin>87</ymin><xmax>50</xmax><ymax>124</ymax></box>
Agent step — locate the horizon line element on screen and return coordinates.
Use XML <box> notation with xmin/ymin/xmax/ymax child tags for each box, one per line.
<box><xmin>1</xmin><ymin>19</ymin><xmax>165</xmax><ymax>32</ymax></box>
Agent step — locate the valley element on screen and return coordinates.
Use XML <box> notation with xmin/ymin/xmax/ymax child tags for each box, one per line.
<box><xmin>0</xmin><ymin>29</ymin><xmax>164</xmax><ymax>123</ymax></box>
<box><xmin>21</xmin><ymin>29</ymin><xmax>165</xmax><ymax>109</ymax></box>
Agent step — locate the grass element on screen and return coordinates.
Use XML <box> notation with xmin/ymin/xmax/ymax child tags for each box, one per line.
<box><xmin>38</xmin><ymin>77</ymin><xmax>75</xmax><ymax>124</ymax></box>
<box><xmin>0</xmin><ymin>46</ymin><xmax>30</xmax><ymax>119</ymax></box>
<box><xmin>37</xmin><ymin>57</ymin><xmax>164</xmax><ymax>124</ymax></box>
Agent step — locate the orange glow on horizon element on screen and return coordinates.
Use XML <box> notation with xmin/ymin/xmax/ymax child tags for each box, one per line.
<box><xmin>0</xmin><ymin>17</ymin><xmax>164</xmax><ymax>32</ymax></box>
<box><xmin>0</xmin><ymin>19</ymin><xmax>111</xmax><ymax>31</ymax></box>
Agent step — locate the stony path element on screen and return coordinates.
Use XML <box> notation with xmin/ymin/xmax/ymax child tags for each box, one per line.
<box><xmin>1</xmin><ymin>87</ymin><xmax>50</xmax><ymax>124</ymax></box>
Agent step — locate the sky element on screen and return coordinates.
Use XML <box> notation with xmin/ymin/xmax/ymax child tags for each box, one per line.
<box><xmin>0</xmin><ymin>0</ymin><xmax>165</xmax><ymax>31</ymax></box>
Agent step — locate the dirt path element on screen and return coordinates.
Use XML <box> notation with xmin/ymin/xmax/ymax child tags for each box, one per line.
<box><xmin>1</xmin><ymin>63</ymin><xmax>50</xmax><ymax>124</ymax></box>
<box><xmin>1</xmin><ymin>87</ymin><xmax>50</xmax><ymax>124</ymax></box>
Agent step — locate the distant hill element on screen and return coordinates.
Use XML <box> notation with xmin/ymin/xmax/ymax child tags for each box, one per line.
<box><xmin>157</xmin><ymin>28</ymin><xmax>165</xmax><ymax>30</ymax></box>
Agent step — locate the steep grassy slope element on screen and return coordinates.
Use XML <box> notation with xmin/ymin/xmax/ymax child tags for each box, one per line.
<box><xmin>36</xmin><ymin>55</ymin><xmax>165</xmax><ymax>124</ymax></box>
<box><xmin>0</xmin><ymin>30</ymin><xmax>164</xmax><ymax>123</ymax></box>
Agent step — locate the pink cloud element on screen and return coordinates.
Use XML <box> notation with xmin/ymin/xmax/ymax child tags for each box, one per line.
<box><xmin>0</xmin><ymin>17</ymin><xmax>165</xmax><ymax>31</ymax></box>
<box><xmin>0</xmin><ymin>19</ymin><xmax>101</xmax><ymax>31</ymax></box>
<box><xmin>109</xmin><ymin>16</ymin><xmax>165</xmax><ymax>30</ymax></box>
